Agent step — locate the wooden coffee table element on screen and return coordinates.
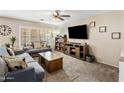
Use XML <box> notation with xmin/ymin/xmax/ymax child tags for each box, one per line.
<box><xmin>39</xmin><ymin>51</ymin><xmax>63</xmax><ymax>73</ymax></box>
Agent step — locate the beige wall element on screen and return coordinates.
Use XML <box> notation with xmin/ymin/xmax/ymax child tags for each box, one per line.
<box><xmin>59</xmin><ymin>11</ymin><xmax>124</xmax><ymax>67</ymax></box>
<box><xmin>0</xmin><ymin>17</ymin><xmax>58</xmax><ymax>48</ymax></box>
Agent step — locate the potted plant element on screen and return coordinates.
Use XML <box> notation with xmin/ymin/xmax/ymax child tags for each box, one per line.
<box><xmin>10</xmin><ymin>36</ymin><xmax>16</xmax><ymax>47</ymax></box>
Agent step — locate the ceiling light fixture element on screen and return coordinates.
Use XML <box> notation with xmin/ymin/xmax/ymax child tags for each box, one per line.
<box><xmin>40</xmin><ymin>19</ymin><xmax>44</xmax><ymax>21</ymax></box>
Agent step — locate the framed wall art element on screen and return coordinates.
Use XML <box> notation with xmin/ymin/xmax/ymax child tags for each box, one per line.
<box><xmin>89</xmin><ymin>21</ymin><xmax>96</xmax><ymax>27</ymax></box>
<box><xmin>99</xmin><ymin>26</ymin><xmax>106</xmax><ymax>33</ymax></box>
<box><xmin>111</xmin><ymin>32</ymin><xmax>121</xmax><ymax>39</ymax></box>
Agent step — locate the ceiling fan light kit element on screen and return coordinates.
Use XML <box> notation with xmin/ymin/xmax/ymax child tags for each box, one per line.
<box><xmin>40</xmin><ymin>19</ymin><xmax>44</xmax><ymax>21</ymax></box>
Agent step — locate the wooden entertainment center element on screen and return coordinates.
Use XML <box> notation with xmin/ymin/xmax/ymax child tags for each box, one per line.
<box><xmin>64</xmin><ymin>42</ymin><xmax>89</xmax><ymax>61</ymax></box>
<box><xmin>54</xmin><ymin>35</ymin><xmax>89</xmax><ymax>61</ymax></box>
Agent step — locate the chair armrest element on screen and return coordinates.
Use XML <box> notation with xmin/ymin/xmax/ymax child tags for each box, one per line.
<box><xmin>5</xmin><ymin>67</ymin><xmax>36</xmax><ymax>82</ymax></box>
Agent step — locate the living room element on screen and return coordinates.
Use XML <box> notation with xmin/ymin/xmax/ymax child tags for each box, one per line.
<box><xmin>0</xmin><ymin>10</ymin><xmax>123</xmax><ymax>82</ymax></box>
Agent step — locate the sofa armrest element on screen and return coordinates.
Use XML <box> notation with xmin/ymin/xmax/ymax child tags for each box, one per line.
<box><xmin>14</xmin><ymin>50</ymin><xmax>25</xmax><ymax>55</ymax></box>
<box><xmin>5</xmin><ymin>67</ymin><xmax>36</xmax><ymax>82</ymax></box>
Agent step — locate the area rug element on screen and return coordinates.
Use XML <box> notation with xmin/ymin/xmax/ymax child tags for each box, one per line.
<box><xmin>34</xmin><ymin>51</ymin><xmax>118</xmax><ymax>82</ymax></box>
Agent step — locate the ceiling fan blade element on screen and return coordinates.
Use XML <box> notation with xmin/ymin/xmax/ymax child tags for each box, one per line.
<box><xmin>58</xmin><ymin>17</ymin><xmax>64</xmax><ymax>21</ymax></box>
<box><xmin>60</xmin><ymin>15</ymin><xmax>71</xmax><ymax>17</ymax></box>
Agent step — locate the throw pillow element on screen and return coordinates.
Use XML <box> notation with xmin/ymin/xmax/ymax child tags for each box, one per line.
<box><xmin>0</xmin><ymin>57</ymin><xmax>8</xmax><ymax>81</ymax></box>
<box><xmin>34</xmin><ymin>42</ymin><xmax>41</xmax><ymax>49</ymax></box>
<box><xmin>7</xmin><ymin>48</ymin><xmax>15</xmax><ymax>56</ymax></box>
<box><xmin>3</xmin><ymin>56</ymin><xmax>27</xmax><ymax>71</ymax></box>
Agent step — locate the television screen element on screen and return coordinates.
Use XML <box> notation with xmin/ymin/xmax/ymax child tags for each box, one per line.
<box><xmin>68</xmin><ymin>25</ymin><xmax>88</xmax><ymax>39</ymax></box>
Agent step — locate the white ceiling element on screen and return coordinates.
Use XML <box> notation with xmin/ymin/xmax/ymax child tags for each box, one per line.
<box><xmin>0</xmin><ymin>10</ymin><xmax>111</xmax><ymax>25</ymax></box>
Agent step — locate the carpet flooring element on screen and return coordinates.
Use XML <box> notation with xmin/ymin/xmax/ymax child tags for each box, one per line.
<box><xmin>36</xmin><ymin>51</ymin><xmax>118</xmax><ymax>82</ymax></box>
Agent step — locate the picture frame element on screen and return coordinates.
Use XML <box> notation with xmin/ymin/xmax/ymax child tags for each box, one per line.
<box><xmin>89</xmin><ymin>21</ymin><xmax>96</xmax><ymax>27</ymax></box>
<box><xmin>99</xmin><ymin>26</ymin><xmax>106</xmax><ymax>32</ymax></box>
<box><xmin>111</xmin><ymin>32</ymin><xmax>121</xmax><ymax>39</ymax></box>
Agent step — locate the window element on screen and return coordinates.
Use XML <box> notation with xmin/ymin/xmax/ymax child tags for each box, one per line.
<box><xmin>20</xmin><ymin>28</ymin><xmax>31</xmax><ymax>47</ymax></box>
<box><xmin>19</xmin><ymin>26</ymin><xmax>53</xmax><ymax>48</ymax></box>
<box><xmin>31</xmin><ymin>29</ymin><xmax>40</xmax><ymax>42</ymax></box>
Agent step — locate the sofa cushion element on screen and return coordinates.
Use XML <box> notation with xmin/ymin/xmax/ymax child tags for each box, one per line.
<box><xmin>0</xmin><ymin>57</ymin><xmax>8</xmax><ymax>81</ymax></box>
<box><xmin>16</xmin><ymin>53</ymin><xmax>35</xmax><ymax>63</ymax></box>
<box><xmin>0</xmin><ymin>48</ymin><xmax>9</xmax><ymax>56</ymax></box>
<box><xmin>27</xmin><ymin>62</ymin><xmax>45</xmax><ymax>81</ymax></box>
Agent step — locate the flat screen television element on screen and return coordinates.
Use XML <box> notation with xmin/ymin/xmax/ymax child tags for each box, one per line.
<box><xmin>68</xmin><ymin>25</ymin><xmax>88</xmax><ymax>39</ymax></box>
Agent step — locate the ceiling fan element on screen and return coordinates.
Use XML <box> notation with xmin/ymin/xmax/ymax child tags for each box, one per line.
<box><xmin>53</xmin><ymin>10</ymin><xmax>71</xmax><ymax>21</ymax></box>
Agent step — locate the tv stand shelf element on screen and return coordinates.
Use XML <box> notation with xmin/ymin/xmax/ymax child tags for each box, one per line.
<box><xmin>64</xmin><ymin>42</ymin><xmax>89</xmax><ymax>61</ymax></box>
